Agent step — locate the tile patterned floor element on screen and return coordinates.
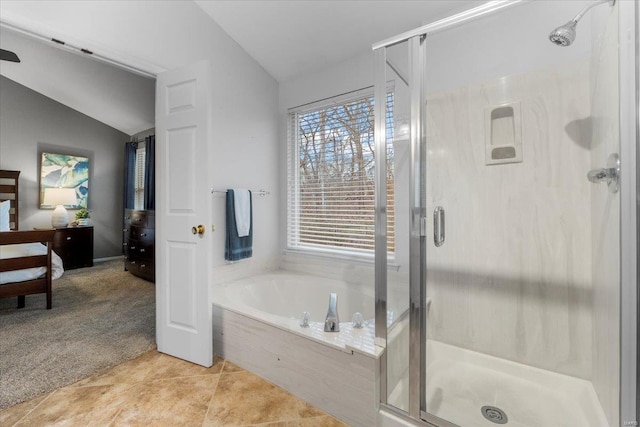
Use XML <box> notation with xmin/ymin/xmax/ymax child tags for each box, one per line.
<box><xmin>0</xmin><ymin>350</ymin><xmax>349</xmax><ymax>426</ymax></box>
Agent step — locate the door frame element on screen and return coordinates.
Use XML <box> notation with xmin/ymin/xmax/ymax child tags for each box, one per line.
<box><xmin>618</xmin><ymin>1</ymin><xmax>638</xmax><ymax>424</ymax></box>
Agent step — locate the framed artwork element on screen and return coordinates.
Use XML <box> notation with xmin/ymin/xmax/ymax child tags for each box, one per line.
<box><xmin>39</xmin><ymin>152</ymin><xmax>89</xmax><ymax>209</ymax></box>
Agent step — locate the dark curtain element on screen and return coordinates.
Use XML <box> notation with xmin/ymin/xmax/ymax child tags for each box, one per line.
<box><xmin>123</xmin><ymin>142</ymin><xmax>136</xmax><ymax>210</ymax></box>
<box><xmin>144</xmin><ymin>135</ymin><xmax>155</xmax><ymax>210</ymax></box>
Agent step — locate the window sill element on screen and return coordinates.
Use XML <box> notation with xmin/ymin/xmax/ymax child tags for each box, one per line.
<box><xmin>284</xmin><ymin>247</ymin><xmax>400</xmax><ymax>271</ymax></box>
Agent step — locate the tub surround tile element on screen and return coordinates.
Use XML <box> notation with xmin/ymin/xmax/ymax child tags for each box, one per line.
<box><xmin>2</xmin><ymin>350</ymin><xmax>343</xmax><ymax>427</ymax></box>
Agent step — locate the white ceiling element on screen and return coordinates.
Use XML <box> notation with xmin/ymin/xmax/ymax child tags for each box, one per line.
<box><xmin>196</xmin><ymin>0</ymin><xmax>483</xmax><ymax>82</ymax></box>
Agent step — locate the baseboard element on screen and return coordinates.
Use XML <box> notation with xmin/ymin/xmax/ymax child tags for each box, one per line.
<box><xmin>93</xmin><ymin>256</ymin><xmax>123</xmax><ymax>263</ymax></box>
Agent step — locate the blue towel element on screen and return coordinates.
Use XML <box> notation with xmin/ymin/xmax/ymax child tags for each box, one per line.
<box><xmin>225</xmin><ymin>189</ymin><xmax>253</xmax><ymax>261</ymax></box>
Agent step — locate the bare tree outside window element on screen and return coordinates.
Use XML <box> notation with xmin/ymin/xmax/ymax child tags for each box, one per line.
<box><xmin>288</xmin><ymin>92</ymin><xmax>395</xmax><ymax>253</ymax></box>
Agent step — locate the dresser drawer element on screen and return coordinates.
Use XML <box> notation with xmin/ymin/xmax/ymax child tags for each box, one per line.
<box><xmin>124</xmin><ymin>258</ymin><xmax>154</xmax><ymax>281</ymax></box>
<box><xmin>129</xmin><ymin>226</ymin><xmax>154</xmax><ymax>243</ymax></box>
<box><xmin>124</xmin><ymin>210</ymin><xmax>155</xmax><ymax>228</ymax></box>
<box><xmin>125</xmin><ymin>241</ymin><xmax>154</xmax><ymax>260</ymax></box>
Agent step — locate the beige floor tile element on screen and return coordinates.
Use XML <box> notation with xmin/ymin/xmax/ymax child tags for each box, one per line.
<box><xmin>221</xmin><ymin>359</ymin><xmax>245</xmax><ymax>373</ymax></box>
<box><xmin>0</xmin><ymin>393</ymin><xmax>50</xmax><ymax>427</ymax></box>
<box><xmin>252</xmin><ymin>421</ymin><xmax>293</xmax><ymax>427</ymax></box>
<box><xmin>110</xmin><ymin>374</ymin><xmax>220</xmax><ymax>426</ymax></box>
<box><xmin>14</xmin><ymin>384</ymin><xmax>131</xmax><ymax>426</ymax></box>
<box><xmin>295</xmin><ymin>415</ymin><xmax>351</xmax><ymax>426</ymax></box>
<box><xmin>203</xmin><ymin>371</ymin><xmax>324</xmax><ymax>427</ymax></box>
<box><xmin>252</xmin><ymin>415</ymin><xmax>349</xmax><ymax>426</ymax></box>
<box><xmin>4</xmin><ymin>352</ymin><xmax>339</xmax><ymax>427</ymax></box>
<box><xmin>145</xmin><ymin>353</ymin><xmax>225</xmax><ymax>380</ymax></box>
<box><xmin>72</xmin><ymin>349</ymin><xmax>164</xmax><ymax>387</ymax></box>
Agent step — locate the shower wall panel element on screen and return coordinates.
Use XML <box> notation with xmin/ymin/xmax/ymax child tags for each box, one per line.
<box><xmin>425</xmin><ymin>60</ymin><xmax>592</xmax><ymax>379</ymax></box>
<box><xmin>590</xmin><ymin>5</ymin><xmax>620</xmax><ymax>426</ymax></box>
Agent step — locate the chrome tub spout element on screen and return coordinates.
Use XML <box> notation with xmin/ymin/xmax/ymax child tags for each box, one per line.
<box><xmin>324</xmin><ymin>293</ymin><xmax>340</xmax><ymax>332</ymax></box>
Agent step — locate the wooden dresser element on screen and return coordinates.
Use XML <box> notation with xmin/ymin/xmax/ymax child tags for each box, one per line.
<box><xmin>123</xmin><ymin>209</ymin><xmax>155</xmax><ymax>282</ymax></box>
<box><xmin>53</xmin><ymin>226</ymin><xmax>93</xmax><ymax>270</ymax></box>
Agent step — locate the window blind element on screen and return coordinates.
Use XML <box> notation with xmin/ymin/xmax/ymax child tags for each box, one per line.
<box><xmin>134</xmin><ymin>142</ymin><xmax>146</xmax><ymax>210</ymax></box>
<box><xmin>287</xmin><ymin>90</ymin><xmax>395</xmax><ymax>255</ymax></box>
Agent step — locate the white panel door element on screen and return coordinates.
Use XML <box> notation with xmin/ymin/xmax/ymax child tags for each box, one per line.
<box><xmin>156</xmin><ymin>61</ymin><xmax>213</xmax><ymax>367</ymax></box>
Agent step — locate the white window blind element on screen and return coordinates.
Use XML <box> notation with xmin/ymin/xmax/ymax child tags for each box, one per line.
<box><xmin>134</xmin><ymin>142</ymin><xmax>146</xmax><ymax>210</ymax></box>
<box><xmin>287</xmin><ymin>89</ymin><xmax>395</xmax><ymax>255</ymax></box>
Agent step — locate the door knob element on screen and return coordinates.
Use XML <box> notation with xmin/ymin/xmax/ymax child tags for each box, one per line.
<box><xmin>191</xmin><ymin>225</ymin><xmax>205</xmax><ymax>235</ymax></box>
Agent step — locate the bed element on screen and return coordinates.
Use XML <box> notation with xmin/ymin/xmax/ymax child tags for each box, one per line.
<box><xmin>0</xmin><ymin>170</ymin><xmax>63</xmax><ymax>309</ymax></box>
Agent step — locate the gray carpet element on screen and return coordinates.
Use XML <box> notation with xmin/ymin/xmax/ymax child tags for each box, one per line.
<box><xmin>0</xmin><ymin>259</ymin><xmax>155</xmax><ymax>410</ymax></box>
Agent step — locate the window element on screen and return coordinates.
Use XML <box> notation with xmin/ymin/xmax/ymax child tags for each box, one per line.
<box><xmin>134</xmin><ymin>142</ymin><xmax>146</xmax><ymax>210</ymax></box>
<box><xmin>287</xmin><ymin>89</ymin><xmax>395</xmax><ymax>256</ymax></box>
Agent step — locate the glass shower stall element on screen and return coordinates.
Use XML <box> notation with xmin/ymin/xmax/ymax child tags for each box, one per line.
<box><xmin>373</xmin><ymin>1</ymin><xmax>638</xmax><ymax>426</ymax></box>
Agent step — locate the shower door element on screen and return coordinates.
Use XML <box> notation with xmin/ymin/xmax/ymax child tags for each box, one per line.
<box><xmin>374</xmin><ymin>34</ymin><xmax>428</xmax><ymax>420</ymax></box>
<box><xmin>374</xmin><ymin>1</ymin><xmax>632</xmax><ymax>426</ymax></box>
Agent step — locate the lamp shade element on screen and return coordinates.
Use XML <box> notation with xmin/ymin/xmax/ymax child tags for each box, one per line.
<box><xmin>43</xmin><ymin>188</ymin><xmax>76</xmax><ymax>207</ymax></box>
<box><xmin>43</xmin><ymin>188</ymin><xmax>76</xmax><ymax>228</ymax></box>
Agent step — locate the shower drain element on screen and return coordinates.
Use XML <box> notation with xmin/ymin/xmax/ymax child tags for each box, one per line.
<box><xmin>481</xmin><ymin>406</ymin><xmax>508</xmax><ymax>424</ymax></box>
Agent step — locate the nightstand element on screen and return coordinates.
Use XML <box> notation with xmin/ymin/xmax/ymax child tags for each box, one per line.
<box><xmin>53</xmin><ymin>226</ymin><xmax>94</xmax><ymax>270</ymax></box>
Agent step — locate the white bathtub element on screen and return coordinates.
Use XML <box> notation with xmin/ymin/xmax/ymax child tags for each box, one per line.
<box><xmin>213</xmin><ymin>270</ymin><xmax>402</xmax><ymax>355</ymax></box>
<box><xmin>212</xmin><ymin>269</ymin><xmax>384</xmax><ymax>426</ymax></box>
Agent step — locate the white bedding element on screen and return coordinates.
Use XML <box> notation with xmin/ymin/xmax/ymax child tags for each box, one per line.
<box><xmin>0</xmin><ymin>243</ymin><xmax>64</xmax><ymax>285</ymax></box>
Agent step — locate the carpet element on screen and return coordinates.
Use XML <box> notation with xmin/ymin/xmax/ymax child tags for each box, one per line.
<box><xmin>0</xmin><ymin>259</ymin><xmax>155</xmax><ymax>410</ymax></box>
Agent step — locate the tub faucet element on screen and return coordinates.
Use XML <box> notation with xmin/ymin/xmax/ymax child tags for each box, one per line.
<box><xmin>324</xmin><ymin>293</ymin><xmax>340</xmax><ymax>332</ymax></box>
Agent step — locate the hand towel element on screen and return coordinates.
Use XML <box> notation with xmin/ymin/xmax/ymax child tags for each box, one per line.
<box><xmin>233</xmin><ymin>189</ymin><xmax>251</xmax><ymax>237</ymax></box>
<box><xmin>225</xmin><ymin>189</ymin><xmax>253</xmax><ymax>261</ymax></box>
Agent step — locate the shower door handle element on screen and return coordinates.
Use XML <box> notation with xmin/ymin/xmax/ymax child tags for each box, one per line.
<box><xmin>434</xmin><ymin>206</ymin><xmax>445</xmax><ymax>247</ymax></box>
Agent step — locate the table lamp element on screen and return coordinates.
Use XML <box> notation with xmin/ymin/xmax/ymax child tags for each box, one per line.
<box><xmin>43</xmin><ymin>188</ymin><xmax>76</xmax><ymax>228</ymax></box>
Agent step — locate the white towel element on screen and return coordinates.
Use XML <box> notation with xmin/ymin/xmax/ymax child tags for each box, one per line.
<box><xmin>233</xmin><ymin>189</ymin><xmax>251</xmax><ymax>237</ymax></box>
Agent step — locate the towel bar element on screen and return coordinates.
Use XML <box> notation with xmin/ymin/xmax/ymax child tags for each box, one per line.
<box><xmin>211</xmin><ymin>189</ymin><xmax>270</xmax><ymax>196</ymax></box>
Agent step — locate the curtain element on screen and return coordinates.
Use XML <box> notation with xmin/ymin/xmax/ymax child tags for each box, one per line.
<box><xmin>144</xmin><ymin>135</ymin><xmax>155</xmax><ymax>210</ymax></box>
<box><xmin>123</xmin><ymin>142</ymin><xmax>136</xmax><ymax>210</ymax></box>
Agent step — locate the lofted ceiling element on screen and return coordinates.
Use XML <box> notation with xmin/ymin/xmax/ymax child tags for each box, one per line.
<box><xmin>0</xmin><ymin>0</ymin><xmax>485</xmax><ymax>135</ymax></box>
<box><xmin>195</xmin><ymin>0</ymin><xmax>483</xmax><ymax>82</ymax></box>
<box><xmin>0</xmin><ymin>27</ymin><xmax>155</xmax><ymax>136</ymax></box>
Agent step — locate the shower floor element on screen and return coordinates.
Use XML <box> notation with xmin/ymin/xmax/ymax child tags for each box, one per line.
<box><xmin>388</xmin><ymin>340</ymin><xmax>609</xmax><ymax>427</ymax></box>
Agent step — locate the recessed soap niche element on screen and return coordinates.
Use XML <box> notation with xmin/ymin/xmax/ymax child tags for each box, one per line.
<box><xmin>485</xmin><ymin>102</ymin><xmax>522</xmax><ymax>165</ymax></box>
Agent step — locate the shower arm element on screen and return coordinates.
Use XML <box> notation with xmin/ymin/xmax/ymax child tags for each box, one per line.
<box><xmin>571</xmin><ymin>0</ymin><xmax>615</xmax><ymax>24</ymax></box>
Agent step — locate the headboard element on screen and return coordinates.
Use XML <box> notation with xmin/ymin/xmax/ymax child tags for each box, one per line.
<box><xmin>0</xmin><ymin>170</ymin><xmax>20</xmax><ymax>230</ymax></box>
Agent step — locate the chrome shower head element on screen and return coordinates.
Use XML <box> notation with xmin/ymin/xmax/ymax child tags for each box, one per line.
<box><xmin>549</xmin><ymin>20</ymin><xmax>577</xmax><ymax>46</ymax></box>
<box><xmin>549</xmin><ymin>0</ymin><xmax>615</xmax><ymax>47</ymax></box>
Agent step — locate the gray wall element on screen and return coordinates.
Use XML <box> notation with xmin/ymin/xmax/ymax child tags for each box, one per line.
<box><xmin>0</xmin><ymin>76</ymin><xmax>128</xmax><ymax>258</ymax></box>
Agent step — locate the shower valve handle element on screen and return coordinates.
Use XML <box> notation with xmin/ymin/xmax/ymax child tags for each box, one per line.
<box><xmin>587</xmin><ymin>153</ymin><xmax>619</xmax><ymax>193</ymax></box>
